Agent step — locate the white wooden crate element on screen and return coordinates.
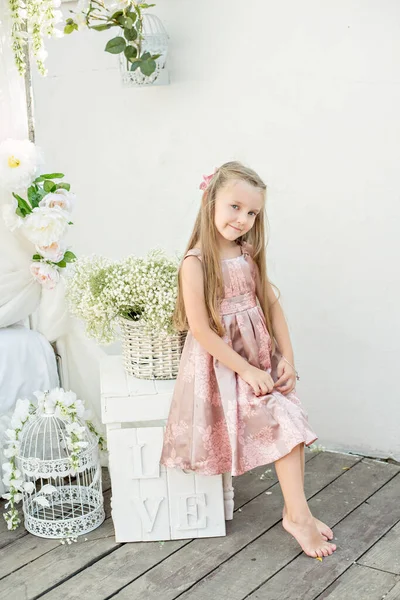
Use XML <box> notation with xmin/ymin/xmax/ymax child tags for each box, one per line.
<box><xmin>101</xmin><ymin>356</ymin><xmax>227</xmax><ymax>542</ymax></box>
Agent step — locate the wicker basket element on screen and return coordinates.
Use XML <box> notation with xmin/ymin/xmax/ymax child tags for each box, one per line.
<box><xmin>119</xmin><ymin>317</ymin><xmax>187</xmax><ymax>380</ymax></box>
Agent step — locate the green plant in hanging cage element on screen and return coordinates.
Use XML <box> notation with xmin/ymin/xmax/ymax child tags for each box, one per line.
<box><xmin>64</xmin><ymin>1</ymin><xmax>161</xmax><ymax>77</ymax></box>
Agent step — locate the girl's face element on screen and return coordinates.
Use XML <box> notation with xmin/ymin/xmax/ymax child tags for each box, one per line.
<box><xmin>214</xmin><ymin>179</ymin><xmax>264</xmax><ymax>243</ymax></box>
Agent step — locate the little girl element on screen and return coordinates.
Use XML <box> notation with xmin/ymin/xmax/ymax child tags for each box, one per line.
<box><xmin>160</xmin><ymin>161</ymin><xmax>336</xmax><ymax>558</ymax></box>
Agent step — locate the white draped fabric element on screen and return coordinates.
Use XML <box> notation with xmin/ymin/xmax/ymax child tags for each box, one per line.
<box><xmin>0</xmin><ymin>0</ymin><xmax>106</xmax><ymax>493</ymax></box>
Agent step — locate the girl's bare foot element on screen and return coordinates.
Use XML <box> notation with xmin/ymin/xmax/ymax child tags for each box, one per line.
<box><xmin>282</xmin><ymin>514</ymin><xmax>337</xmax><ymax>558</ymax></box>
<box><xmin>282</xmin><ymin>506</ymin><xmax>334</xmax><ymax>541</ymax></box>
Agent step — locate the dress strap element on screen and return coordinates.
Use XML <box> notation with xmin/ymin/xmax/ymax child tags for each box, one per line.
<box><xmin>184</xmin><ymin>248</ymin><xmax>202</xmax><ymax>261</ymax></box>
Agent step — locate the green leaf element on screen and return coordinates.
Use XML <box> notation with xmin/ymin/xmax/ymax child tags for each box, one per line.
<box><xmin>123</xmin><ymin>17</ymin><xmax>133</xmax><ymax>29</ymax></box>
<box><xmin>36</xmin><ymin>187</ymin><xmax>48</xmax><ymax>198</ymax></box>
<box><xmin>139</xmin><ymin>3</ymin><xmax>156</xmax><ymax>8</ymax></box>
<box><xmin>141</xmin><ymin>51</ymin><xmax>151</xmax><ymax>61</ymax></box>
<box><xmin>130</xmin><ymin>60</ymin><xmax>141</xmax><ymax>71</ymax></box>
<box><xmin>68</xmin><ymin>221</ymin><xmax>74</xmax><ymax>225</ymax></box>
<box><xmin>55</xmin><ymin>260</ymin><xmax>67</xmax><ymax>268</ymax></box>
<box><xmin>124</xmin><ymin>45</ymin><xmax>137</xmax><ymax>59</ymax></box>
<box><xmin>64</xmin><ymin>23</ymin><xmax>76</xmax><ymax>34</ymax></box>
<box><xmin>28</xmin><ymin>187</ymin><xmax>41</xmax><ymax>209</ymax></box>
<box><xmin>140</xmin><ymin>58</ymin><xmax>156</xmax><ymax>76</ymax></box>
<box><xmin>35</xmin><ymin>173</ymin><xmax>64</xmax><ymax>181</ymax></box>
<box><xmin>126</xmin><ymin>11</ymin><xmax>137</xmax><ymax>22</ymax></box>
<box><xmin>32</xmin><ymin>254</ymin><xmax>42</xmax><ymax>261</ymax></box>
<box><xmin>56</xmin><ymin>182</ymin><xmax>71</xmax><ymax>191</ymax></box>
<box><xmin>124</xmin><ymin>26</ymin><xmax>137</xmax><ymax>41</ymax></box>
<box><xmin>91</xmin><ymin>24</ymin><xmax>113</xmax><ymax>31</ymax></box>
<box><xmin>63</xmin><ymin>251</ymin><xmax>77</xmax><ymax>263</ymax></box>
<box><xmin>105</xmin><ymin>36</ymin><xmax>126</xmax><ymax>54</ymax></box>
<box><xmin>43</xmin><ymin>180</ymin><xmax>56</xmax><ymax>193</ymax></box>
<box><xmin>12</xmin><ymin>192</ymin><xmax>32</xmax><ymax>216</ymax></box>
<box><xmin>15</xmin><ymin>207</ymin><xmax>25</xmax><ymax>218</ymax></box>
<box><xmin>41</xmin><ymin>173</ymin><xmax>64</xmax><ymax>179</ymax></box>
<box><xmin>111</xmin><ymin>10</ymin><xmax>123</xmax><ymax>20</ymax></box>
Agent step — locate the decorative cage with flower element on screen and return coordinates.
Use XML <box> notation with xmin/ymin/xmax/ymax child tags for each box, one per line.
<box><xmin>119</xmin><ymin>13</ymin><xmax>169</xmax><ymax>86</ymax></box>
<box><xmin>3</xmin><ymin>390</ymin><xmax>105</xmax><ymax>539</ymax></box>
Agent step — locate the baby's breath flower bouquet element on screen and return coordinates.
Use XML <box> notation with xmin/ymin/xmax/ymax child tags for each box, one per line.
<box><xmin>66</xmin><ymin>249</ymin><xmax>180</xmax><ymax>345</ymax></box>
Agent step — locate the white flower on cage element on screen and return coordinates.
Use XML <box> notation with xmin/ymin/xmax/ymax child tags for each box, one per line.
<box><xmin>30</xmin><ymin>262</ymin><xmax>60</xmax><ymax>290</ymax></box>
<box><xmin>12</xmin><ymin>398</ymin><xmax>31</xmax><ymax>424</ymax></box>
<box><xmin>0</xmin><ymin>139</ymin><xmax>43</xmax><ymax>192</ymax></box>
<box><xmin>22</xmin><ymin>206</ymin><xmax>69</xmax><ymax>246</ymax></box>
<box><xmin>75</xmin><ymin>400</ymin><xmax>86</xmax><ymax>418</ymax></box>
<box><xmin>5</xmin><ymin>429</ymin><xmax>17</xmax><ymax>442</ymax></box>
<box><xmin>23</xmin><ymin>481</ymin><xmax>35</xmax><ymax>494</ymax></box>
<box><xmin>2</xmin><ymin>464</ymin><xmax>23</xmax><ymax>489</ymax></box>
<box><xmin>34</xmin><ymin>496</ymin><xmax>50</xmax><ymax>508</ymax></box>
<box><xmin>4</xmin><ymin>492</ymin><xmax>22</xmax><ymax>505</ymax></box>
<box><xmin>3</xmin><ymin>445</ymin><xmax>19</xmax><ymax>459</ymax></box>
<box><xmin>61</xmin><ymin>390</ymin><xmax>78</xmax><ymax>407</ymax></box>
<box><xmin>39</xmin><ymin>189</ymin><xmax>76</xmax><ymax>213</ymax></box>
<box><xmin>40</xmin><ymin>484</ymin><xmax>57</xmax><ymax>495</ymax></box>
<box><xmin>65</xmin><ymin>422</ymin><xmax>85</xmax><ymax>436</ymax></box>
<box><xmin>2</xmin><ymin>199</ymin><xmax>23</xmax><ymax>232</ymax></box>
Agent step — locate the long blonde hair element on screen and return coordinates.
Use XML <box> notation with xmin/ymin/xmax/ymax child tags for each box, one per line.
<box><xmin>174</xmin><ymin>161</ymin><xmax>280</xmax><ymax>355</ymax></box>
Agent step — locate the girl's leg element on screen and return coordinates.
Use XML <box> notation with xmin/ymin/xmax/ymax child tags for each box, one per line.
<box><xmin>282</xmin><ymin>443</ymin><xmax>334</xmax><ymax>541</ymax></box>
<box><xmin>274</xmin><ymin>443</ymin><xmax>336</xmax><ymax>558</ymax></box>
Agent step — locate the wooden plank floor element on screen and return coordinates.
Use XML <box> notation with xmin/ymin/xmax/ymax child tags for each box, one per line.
<box><xmin>0</xmin><ymin>449</ymin><xmax>399</xmax><ymax>600</ymax></box>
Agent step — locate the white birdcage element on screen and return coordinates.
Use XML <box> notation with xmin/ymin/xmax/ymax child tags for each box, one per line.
<box><xmin>16</xmin><ymin>394</ymin><xmax>105</xmax><ymax>539</ymax></box>
<box><xmin>119</xmin><ymin>13</ymin><xmax>169</xmax><ymax>86</ymax></box>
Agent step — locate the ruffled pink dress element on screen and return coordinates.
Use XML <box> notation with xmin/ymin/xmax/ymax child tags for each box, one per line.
<box><xmin>160</xmin><ymin>243</ymin><xmax>318</xmax><ymax>476</ymax></box>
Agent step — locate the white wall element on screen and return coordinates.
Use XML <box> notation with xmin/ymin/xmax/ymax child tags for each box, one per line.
<box><xmin>33</xmin><ymin>0</ymin><xmax>400</xmax><ymax>460</ymax></box>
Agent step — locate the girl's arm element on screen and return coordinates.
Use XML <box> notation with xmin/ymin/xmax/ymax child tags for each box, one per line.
<box><xmin>181</xmin><ymin>256</ymin><xmax>252</xmax><ymax>377</ymax></box>
<box><xmin>254</xmin><ymin>264</ymin><xmax>294</xmax><ymax>364</ymax></box>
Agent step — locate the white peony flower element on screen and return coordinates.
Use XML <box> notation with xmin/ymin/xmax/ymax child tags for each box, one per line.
<box><xmin>2</xmin><ymin>199</ymin><xmax>23</xmax><ymax>232</ymax></box>
<box><xmin>0</xmin><ymin>139</ymin><xmax>43</xmax><ymax>192</ymax></box>
<box><xmin>22</xmin><ymin>206</ymin><xmax>69</xmax><ymax>246</ymax></box>
<box><xmin>30</xmin><ymin>262</ymin><xmax>60</xmax><ymax>289</ymax></box>
<box><xmin>35</xmin><ymin>241</ymin><xmax>65</xmax><ymax>263</ymax></box>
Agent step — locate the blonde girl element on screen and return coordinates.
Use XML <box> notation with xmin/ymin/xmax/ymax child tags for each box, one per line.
<box><xmin>160</xmin><ymin>161</ymin><xmax>336</xmax><ymax>558</ymax></box>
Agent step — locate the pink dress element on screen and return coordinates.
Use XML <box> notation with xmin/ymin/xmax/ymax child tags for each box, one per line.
<box><xmin>160</xmin><ymin>243</ymin><xmax>318</xmax><ymax>477</ymax></box>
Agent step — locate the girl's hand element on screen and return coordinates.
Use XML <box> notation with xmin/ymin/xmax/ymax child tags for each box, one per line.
<box><xmin>240</xmin><ymin>365</ymin><xmax>275</xmax><ymax>396</ymax></box>
<box><xmin>274</xmin><ymin>358</ymin><xmax>296</xmax><ymax>395</ymax></box>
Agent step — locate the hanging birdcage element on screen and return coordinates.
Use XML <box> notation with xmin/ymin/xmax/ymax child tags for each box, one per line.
<box><xmin>119</xmin><ymin>13</ymin><xmax>169</xmax><ymax>86</ymax></box>
<box><xmin>16</xmin><ymin>392</ymin><xmax>105</xmax><ymax>539</ymax></box>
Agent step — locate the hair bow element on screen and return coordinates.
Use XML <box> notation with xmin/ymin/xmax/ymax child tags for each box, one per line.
<box><xmin>199</xmin><ymin>168</ymin><xmax>217</xmax><ymax>191</ymax></box>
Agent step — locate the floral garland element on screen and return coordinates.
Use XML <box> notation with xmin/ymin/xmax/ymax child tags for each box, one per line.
<box><xmin>0</xmin><ymin>139</ymin><xmax>77</xmax><ymax>289</ymax></box>
<box><xmin>2</xmin><ymin>388</ymin><xmax>106</xmax><ymax>531</ymax></box>
<box><xmin>8</xmin><ymin>0</ymin><xmax>64</xmax><ymax>76</ymax></box>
